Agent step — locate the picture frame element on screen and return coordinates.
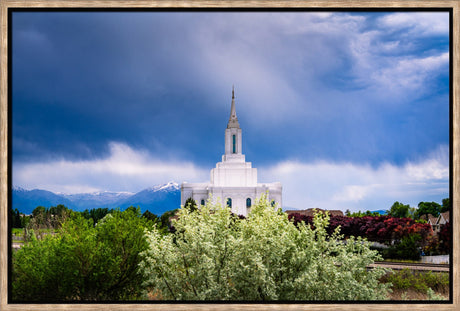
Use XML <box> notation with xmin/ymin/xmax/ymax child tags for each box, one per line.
<box><xmin>1</xmin><ymin>1</ymin><xmax>458</xmax><ymax>310</ymax></box>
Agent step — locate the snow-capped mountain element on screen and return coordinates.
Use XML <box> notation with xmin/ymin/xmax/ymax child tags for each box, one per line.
<box><xmin>116</xmin><ymin>182</ymin><xmax>180</xmax><ymax>215</ymax></box>
<box><xmin>62</xmin><ymin>191</ymin><xmax>135</xmax><ymax>211</ymax></box>
<box><xmin>147</xmin><ymin>181</ymin><xmax>180</xmax><ymax>192</ymax></box>
<box><xmin>12</xmin><ymin>182</ymin><xmax>181</xmax><ymax>215</ymax></box>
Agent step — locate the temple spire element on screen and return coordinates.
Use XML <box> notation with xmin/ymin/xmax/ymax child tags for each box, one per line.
<box><xmin>227</xmin><ymin>86</ymin><xmax>240</xmax><ymax>129</ymax></box>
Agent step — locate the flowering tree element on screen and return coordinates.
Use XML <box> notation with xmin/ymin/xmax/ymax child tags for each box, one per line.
<box><xmin>289</xmin><ymin>213</ymin><xmax>433</xmax><ymax>245</ymax></box>
<box><xmin>140</xmin><ymin>196</ymin><xmax>390</xmax><ymax>300</ymax></box>
<box><xmin>437</xmin><ymin>222</ymin><xmax>451</xmax><ymax>254</ymax></box>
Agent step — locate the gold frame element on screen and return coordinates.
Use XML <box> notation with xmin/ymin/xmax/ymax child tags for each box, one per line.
<box><xmin>1</xmin><ymin>1</ymin><xmax>458</xmax><ymax>310</ymax></box>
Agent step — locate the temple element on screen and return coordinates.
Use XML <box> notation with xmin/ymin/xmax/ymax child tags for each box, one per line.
<box><xmin>180</xmin><ymin>87</ymin><xmax>282</xmax><ymax>216</ymax></box>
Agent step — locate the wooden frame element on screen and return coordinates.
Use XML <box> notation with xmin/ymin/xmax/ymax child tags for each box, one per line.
<box><xmin>0</xmin><ymin>1</ymin><xmax>458</xmax><ymax>310</ymax></box>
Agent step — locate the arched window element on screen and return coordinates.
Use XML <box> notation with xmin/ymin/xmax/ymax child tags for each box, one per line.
<box><xmin>227</xmin><ymin>198</ymin><xmax>232</xmax><ymax>208</ymax></box>
<box><xmin>271</xmin><ymin>200</ymin><xmax>276</xmax><ymax>207</ymax></box>
<box><xmin>201</xmin><ymin>199</ymin><xmax>205</xmax><ymax>206</ymax></box>
<box><xmin>232</xmin><ymin>135</ymin><xmax>236</xmax><ymax>153</ymax></box>
<box><xmin>246</xmin><ymin>198</ymin><xmax>251</xmax><ymax>208</ymax></box>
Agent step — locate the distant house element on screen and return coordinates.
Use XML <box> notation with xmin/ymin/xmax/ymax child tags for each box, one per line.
<box><xmin>438</xmin><ymin>211</ymin><xmax>450</xmax><ymax>226</ymax></box>
<box><xmin>421</xmin><ymin>211</ymin><xmax>450</xmax><ymax>233</ymax></box>
<box><xmin>428</xmin><ymin>214</ymin><xmax>439</xmax><ymax>231</ymax></box>
<box><xmin>285</xmin><ymin>208</ymin><xmax>344</xmax><ymax>217</ymax></box>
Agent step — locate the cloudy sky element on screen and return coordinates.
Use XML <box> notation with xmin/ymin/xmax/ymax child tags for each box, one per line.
<box><xmin>12</xmin><ymin>10</ymin><xmax>450</xmax><ymax>212</ymax></box>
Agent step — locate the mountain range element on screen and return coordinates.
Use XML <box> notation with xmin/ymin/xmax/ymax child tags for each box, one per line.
<box><xmin>12</xmin><ymin>182</ymin><xmax>181</xmax><ymax>216</ymax></box>
<box><xmin>12</xmin><ymin>183</ymin><xmax>389</xmax><ymax>217</ymax></box>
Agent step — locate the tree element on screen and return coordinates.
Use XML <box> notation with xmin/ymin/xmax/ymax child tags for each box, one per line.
<box><xmin>441</xmin><ymin>198</ymin><xmax>450</xmax><ymax>213</ymax></box>
<box><xmin>384</xmin><ymin>234</ymin><xmax>422</xmax><ymax>261</ymax></box>
<box><xmin>48</xmin><ymin>204</ymin><xmax>72</xmax><ymax>228</ymax></box>
<box><xmin>11</xmin><ymin>208</ymin><xmax>22</xmax><ymax>228</ymax></box>
<box><xmin>140</xmin><ymin>196</ymin><xmax>390</xmax><ymax>300</ymax></box>
<box><xmin>388</xmin><ymin>201</ymin><xmax>410</xmax><ymax>218</ymax></box>
<box><xmin>408</xmin><ymin>206</ymin><xmax>418</xmax><ymax>219</ymax></box>
<box><xmin>184</xmin><ymin>197</ymin><xmax>197</xmax><ymax>212</ymax></box>
<box><xmin>437</xmin><ymin>222</ymin><xmax>451</xmax><ymax>254</ymax></box>
<box><xmin>365</xmin><ymin>210</ymin><xmax>379</xmax><ymax>216</ymax></box>
<box><xmin>20</xmin><ymin>214</ymin><xmax>30</xmax><ymax>228</ymax></box>
<box><xmin>159</xmin><ymin>209</ymin><xmax>179</xmax><ymax>233</ymax></box>
<box><xmin>142</xmin><ymin>210</ymin><xmax>159</xmax><ymax>224</ymax></box>
<box><xmin>82</xmin><ymin>207</ymin><xmax>113</xmax><ymax>225</ymax></box>
<box><xmin>12</xmin><ymin>216</ymin><xmax>96</xmax><ymax>301</ymax></box>
<box><xmin>28</xmin><ymin>205</ymin><xmax>72</xmax><ymax>233</ymax></box>
<box><xmin>12</xmin><ymin>207</ymin><xmax>154</xmax><ymax>301</ymax></box>
<box><xmin>30</xmin><ymin>206</ymin><xmax>48</xmax><ymax>229</ymax></box>
<box><xmin>288</xmin><ymin>213</ymin><xmax>433</xmax><ymax>247</ymax></box>
<box><xmin>31</xmin><ymin>205</ymin><xmax>46</xmax><ymax>218</ymax></box>
<box><xmin>417</xmin><ymin>202</ymin><xmax>441</xmax><ymax>219</ymax></box>
<box><xmin>347</xmin><ymin>210</ymin><xmax>380</xmax><ymax>217</ymax></box>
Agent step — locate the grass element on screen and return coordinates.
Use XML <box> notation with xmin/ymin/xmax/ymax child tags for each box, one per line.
<box><xmin>12</xmin><ymin>228</ymin><xmax>57</xmax><ymax>243</ymax></box>
<box><xmin>379</xmin><ymin>258</ymin><xmax>420</xmax><ymax>264</ymax></box>
<box><xmin>380</xmin><ymin>268</ymin><xmax>449</xmax><ymax>300</ymax></box>
<box><xmin>389</xmin><ymin>288</ymin><xmax>448</xmax><ymax>300</ymax></box>
<box><xmin>12</xmin><ymin>228</ymin><xmax>24</xmax><ymax>235</ymax></box>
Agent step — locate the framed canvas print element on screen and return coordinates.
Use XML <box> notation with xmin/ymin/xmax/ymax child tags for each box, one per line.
<box><xmin>0</xmin><ymin>1</ymin><xmax>458</xmax><ymax>310</ymax></box>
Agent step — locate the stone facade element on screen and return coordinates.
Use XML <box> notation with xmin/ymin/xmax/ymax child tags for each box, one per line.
<box><xmin>181</xmin><ymin>88</ymin><xmax>282</xmax><ymax>216</ymax></box>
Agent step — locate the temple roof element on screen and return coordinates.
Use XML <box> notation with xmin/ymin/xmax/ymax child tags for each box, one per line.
<box><xmin>227</xmin><ymin>86</ymin><xmax>240</xmax><ymax>129</ymax></box>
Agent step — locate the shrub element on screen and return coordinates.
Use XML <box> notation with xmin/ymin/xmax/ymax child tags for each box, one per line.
<box><xmin>12</xmin><ymin>207</ymin><xmax>154</xmax><ymax>301</ymax></box>
<box><xmin>382</xmin><ymin>268</ymin><xmax>449</xmax><ymax>295</ymax></box>
<box><xmin>288</xmin><ymin>214</ymin><xmax>433</xmax><ymax>247</ymax></box>
<box><xmin>140</xmin><ymin>196</ymin><xmax>390</xmax><ymax>300</ymax></box>
<box><xmin>383</xmin><ymin>234</ymin><xmax>422</xmax><ymax>260</ymax></box>
<box><xmin>437</xmin><ymin>222</ymin><xmax>451</xmax><ymax>254</ymax></box>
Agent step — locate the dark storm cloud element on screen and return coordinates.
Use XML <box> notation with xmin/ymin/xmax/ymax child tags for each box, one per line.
<box><xmin>12</xmin><ymin>12</ymin><xmax>225</xmax><ymax>164</ymax></box>
<box><xmin>12</xmin><ymin>12</ymin><xmax>450</xmax><ymax>166</ymax></box>
<box><xmin>12</xmin><ymin>11</ymin><xmax>450</xmax><ymax>210</ymax></box>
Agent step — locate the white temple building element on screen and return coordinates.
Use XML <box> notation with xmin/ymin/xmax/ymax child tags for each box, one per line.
<box><xmin>181</xmin><ymin>88</ymin><xmax>282</xmax><ymax>216</ymax></box>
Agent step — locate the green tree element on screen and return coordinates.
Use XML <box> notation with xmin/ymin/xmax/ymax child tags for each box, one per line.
<box><xmin>388</xmin><ymin>201</ymin><xmax>410</xmax><ymax>218</ymax></box>
<box><xmin>417</xmin><ymin>202</ymin><xmax>441</xmax><ymax>219</ymax></box>
<box><xmin>184</xmin><ymin>197</ymin><xmax>198</xmax><ymax>212</ymax></box>
<box><xmin>12</xmin><ymin>207</ymin><xmax>154</xmax><ymax>301</ymax></box>
<box><xmin>31</xmin><ymin>205</ymin><xmax>46</xmax><ymax>218</ymax></box>
<box><xmin>348</xmin><ymin>210</ymin><xmax>380</xmax><ymax>217</ymax></box>
<box><xmin>48</xmin><ymin>204</ymin><xmax>72</xmax><ymax>228</ymax></box>
<box><xmin>408</xmin><ymin>206</ymin><xmax>418</xmax><ymax>219</ymax></box>
<box><xmin>159</xmin><ymin>209</ymin><xmax>179</xmax><ymax>232</ymax></box>
<box><xmin>20</xmin><ymin>214</ymin><xmax>30</xmax><ymax>228</ymax></box>
<box><xmin>142</xmin><ymin>210</ymin><xmax>159</xmax><ymax>224</ymax></box>
<box><xmin>28</xmin><ymin>205</ymin><xmax>71</xmax><ymax>232</ymax></box>
<box><xmin>441</xmin><ymin>198</ymin><xmax>450</xmax><ymax>213</ymax></box>
<box><xmin>81</xmin><ymin>207</ymin><xmax>113</xmax><ymax>225</ymax></box>
<box><xmin>11</xmin><ymin>208</ymin><xmax>22</xmax><ymax>228</ymax></box>
<box><xmin>384</xmin><ymin>234</ymin><xmax>422</xmax><ymax>261</ymax></box>
<box><xmin>140</xmin><ymin>196</ymin><xmax>390</xmax><ymax>300</ymax></box>
<box><xmin>30</xmin><ymin>206</ymin><xmax>48</xmax><ymax>229</ymax></box>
